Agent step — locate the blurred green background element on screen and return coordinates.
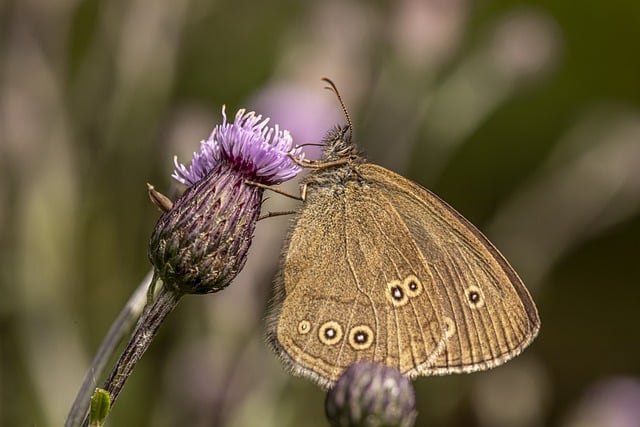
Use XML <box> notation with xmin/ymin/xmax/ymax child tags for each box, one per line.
<box><xmin>1</xmin><ymin>0</ymin><xmax>639</xmax><ymax>426</ymax></box>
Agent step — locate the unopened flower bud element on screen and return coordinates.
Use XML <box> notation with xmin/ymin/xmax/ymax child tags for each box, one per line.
<box><xmin>325</xmin><ymin>362</ymin><xmax>417</xmax><ymax>427</ymax></box>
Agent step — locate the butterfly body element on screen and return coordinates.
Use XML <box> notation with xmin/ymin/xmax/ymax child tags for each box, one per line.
<box><xmin>267</xmin><ymin>126</ymin><xmax>540</xmax><ymax>389</ymax></box>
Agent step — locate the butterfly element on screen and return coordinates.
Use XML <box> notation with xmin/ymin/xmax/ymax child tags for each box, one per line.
<box><xmin>267</xmin><ymin>79</ymin><xmax>540</xmax><ymax>389</ymax></box>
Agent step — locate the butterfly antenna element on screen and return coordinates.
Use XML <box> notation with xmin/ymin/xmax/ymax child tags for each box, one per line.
<box><xmin>321</xmin><ymin>77</ymin><xmax>353</xmax><ymax>140</ymax></box>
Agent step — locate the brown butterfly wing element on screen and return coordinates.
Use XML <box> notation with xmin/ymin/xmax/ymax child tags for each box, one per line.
<box><xmin>268</xmin><ymin>187</ymin><xmax>391</xmax><ymax>388</ymax></box>
<box><xmin>267</xmin><ymin>163</ymin><xmax>539</xmax><ymax>388</ymax></box>
<box><xmin>358</xmin><ymin>164</ymin><xmax>540</xmax><ymax>376</ymax></box>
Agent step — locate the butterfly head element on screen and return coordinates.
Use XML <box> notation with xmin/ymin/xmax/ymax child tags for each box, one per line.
<box><xmin>321</xmin><ymin>124</ymin><xmax>361</xmax><ymax>162</ymax></box>
<box><xmin>319</xmin><ymin>78</ymin><xmax>363</xmax><ymax>163</ymax></box>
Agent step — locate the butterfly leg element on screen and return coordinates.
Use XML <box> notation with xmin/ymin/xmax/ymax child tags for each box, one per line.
<box><xmin>244</xmin><ymin>180</ymin><xmax>303</xmax><ymax>201</ymax></box>
<box><xmin>287</xmin><ymin>152</ymin><xmax>350</xmax><ymax>169</ymax></box>
<box><xmin>258</xmin><ymin>210</ymin><xmax>297</xmax><ymax>221</ymax></box>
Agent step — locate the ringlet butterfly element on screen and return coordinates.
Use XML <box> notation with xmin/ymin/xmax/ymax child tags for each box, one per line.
<box><xmin>267</xmin><ymin>78</ymin><xmax>540</xmax><ymax>389</ymax></box>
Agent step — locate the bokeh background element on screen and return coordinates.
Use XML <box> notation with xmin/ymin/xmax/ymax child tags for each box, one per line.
<box><xmin>2</xmin><ymin>0</ymin><xmax>640</xmax><ymax>426</ymax></box>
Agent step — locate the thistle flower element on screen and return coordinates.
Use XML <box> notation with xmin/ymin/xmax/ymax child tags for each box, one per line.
<box><xmin>85</xmin><ymin>108</ymin><xmax>302</xmax><ymax>424</ymax></box>
<box><xmin>149</xmin><ymin>106</ymin><xmax>302</xmax><ymax>294</ymax></box>
<box><xmin>325</xmin><ymin>362</ymin><xmax>417</xmax><ymax>427</ymax></box>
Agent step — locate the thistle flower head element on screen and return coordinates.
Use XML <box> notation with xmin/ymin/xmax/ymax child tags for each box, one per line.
<box><xmin>173</xmin><ymin>106</ymin><xmax>303</xmax><ymax>187</ymax></box>
<box><xmin>149</xmin><ymin>107</ymin><xmax>300</xmax><ymax>295</ymax></box>
<box><xmin>325</xmin><ymin>362</ymin><xmax>417</xmax><ymax>427</ymax></box>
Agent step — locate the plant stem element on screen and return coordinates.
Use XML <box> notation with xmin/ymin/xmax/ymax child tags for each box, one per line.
<box><xmin>65</xmin><ymin>269</ymin><xmax>154</xmax><ymax>427</ymax></box>
<box><xmin>81</xmin><ymin>282</ymin><xmax>182</xmax><ymax>426</ymax></box>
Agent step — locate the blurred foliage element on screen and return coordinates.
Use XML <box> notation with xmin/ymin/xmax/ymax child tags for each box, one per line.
<box><xmin>1</xmin><ymin>0</ymin><xmax>639</xmax><ymax>426</ymax></box>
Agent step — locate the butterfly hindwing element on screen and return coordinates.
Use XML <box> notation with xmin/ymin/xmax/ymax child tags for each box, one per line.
<box><xmin>358</xmin><ymin>164</ymin><xmax>540</xmax><ymax>375</ymax></box>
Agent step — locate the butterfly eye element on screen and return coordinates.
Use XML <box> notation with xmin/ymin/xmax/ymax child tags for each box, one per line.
<box><xmin>348</xmin><ymin>325</ymin><xmax>374</xmax><ymax>350</ymax></box>
<box><xmin>319</xmin><ymin>321</ymin><xmax>343</xmax><ymax>345</ymax></box>
<box><xmin>465</xmin><ymin>286</ymin><xmax>485</xmax><ymax>309</ymax></box>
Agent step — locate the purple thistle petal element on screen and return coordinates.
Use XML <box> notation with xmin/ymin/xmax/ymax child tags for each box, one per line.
<box><xmin>172</xmin><ymin>106</ymin><xmax>303</xmax><ymax>187</ymax></box>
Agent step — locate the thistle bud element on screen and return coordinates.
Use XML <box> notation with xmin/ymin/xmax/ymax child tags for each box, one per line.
<box><xmin>149</xmin><ymin>107</ymin><xmax>302</xmax><ymax>294</ymax></box>
<box><xmin>325</xmin><ymin>362</ymin><xmax>417</xmax><ymax>427</ymax></box>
